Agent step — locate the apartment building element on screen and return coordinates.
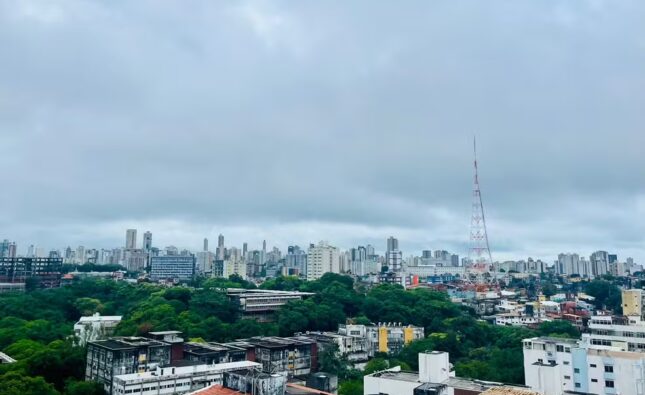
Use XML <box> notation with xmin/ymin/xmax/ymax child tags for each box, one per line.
<box><xmin>183</xmin><ymin>342</ymin><xmax>248</xmax><ymax>365</ymax></box>
<box><xmin>112</xmin><ymin>361</ymin><xmax>261</xmax><ymax>395</ymax></box>
<box><xmin>523</xmin><ymin>336</ymin><xmax>645</xmax><ymax>395</ymax></box>
<box><xmin>582</xmin><ymin>314</ymin><xmax>645</xmax><ymax>352</ymax></box>
<box><xmin>301</xmin><ymin>331</ymin><xmax>369</xmax><ymax>366</ymax></box>
<box><xmin>339</xmin><ymin>323</ymin><xmax>424</xmax><ymax>357</ymax></box>
<box><xmin>224</xmin><ymin>336</ymin><xmax>318</xmax><ymax>377</ymax></box>
<box><xmin>0</xmin><ymin>257</ymin><xmax>63</xmax><ymax>288</ymax></box>
<box><xmin>86</xmin><ymin>337</ymin><xmax>173</xmax><ymax>394</ymax></box>
<box><xmin>623</xmin><ymin>289</ymin><xmax>645</xmax><ymax>318</ymax></box>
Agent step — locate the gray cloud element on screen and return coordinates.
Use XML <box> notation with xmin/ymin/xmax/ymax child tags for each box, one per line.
<box><xmin>1</xmin><ymin>0</ymin><xmax>644</xmax><ymax>262</ymax></box>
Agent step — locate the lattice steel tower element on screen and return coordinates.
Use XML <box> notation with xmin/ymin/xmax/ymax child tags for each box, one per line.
<box><xmin>468</xmin><ymin>137</ymin><xmax>493</xmax><ymax>280</ymax></box>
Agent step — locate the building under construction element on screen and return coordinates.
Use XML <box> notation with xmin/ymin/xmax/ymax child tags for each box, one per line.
<box><xmin>0</xmin><ymin>257</ymin><xmax>63</xmax><ymax>288</ymax></box>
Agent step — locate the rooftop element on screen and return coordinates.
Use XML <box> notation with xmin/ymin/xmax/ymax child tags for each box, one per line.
<box><xmin>185</xmin><ymin>342</ymin><xmax>246</xmax><ymax>354</ymax></box>
<box><xmin>369</xmin><ymin>369</ymin><xmax>420</xmax><ymax>383</ymax></box>
<box><xmin>77</xmin><ymin>314</ymin><xmax>122</xmax><ymax>323</ymax></box>
<box><xmin>286</xmin><ymin>383</ymin><xmax>334</xmax><ymax>395</ymax></box>
<box><xmin>235</xmin><ymin>336</ymin><xmax>315</xmax><ymax>349</ymax></box>
<box><xmin>481</xmin><ymin>387</ymin><xmax>542</xmax><ymax>395</ymax></box>
<box><xmin>113</xmin><ymin>361</ymin><xmax>261</xmax><ymax>382</ymax></box>
<box><xmin>443</xmin><ymin>377</ymin><xmax>497</xmax><ymax>392</ymax></box>
<box><xmin>0</xmin><ymin>351</ymin><xmax>16</xmax><ymax>363</ymax></box>
<box><xmin>90</xmin><ymin>337</ymin><xmax>168</xmax><ymax>350</ymax></box>
<box><xmin>149</xmin><ymin>330</ymin><xmax>183</xmax><ymax>335</ymax></box>
<box><xmin>523</xmin><ymin>336</ymin><xmax>579</xmax><ymax>345</ymax></box>
<box><xmin>189</xmin><ymin>385</ymin><xmax>244</xmax><ymax>395</ymax></box>
<box><xmin>226</xmin><ymin>288</ymin><xmax>314</xmax><ymax>297</ymax></box>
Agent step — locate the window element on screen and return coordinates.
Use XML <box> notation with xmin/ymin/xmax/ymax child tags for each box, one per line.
<box><xmin>564</xmin><ymin>375</ymin><xmax>571</xmax><ymax>379</ymax></box>
<box><xmin>591</xmin><ymin>379</ymin><xmax>598</xmax><ymax>383</ymax></box>
<box><xmin>557</xmin><ymin>345</ymin><xmax>564</xmax><ymax>352</ymax></box>
<box><xmin>564</xmin><ymin>361</ymin><xmax>570</xmax><ymax>365</ymax></box>
<box><xmin>575</xmin><ymin>383</ymin><xmax>581</xmax><ymax>388</ymax></box>
<box><xmin>604</xmin><ymin>365</ymin><xmax>614</xmax><ymax>373</ymax></box>
<box><xmin>590</xmin><ymin>364</ymin><xmax>597</xmax><ymax>368</ymax></box>
<box><xmin>605</xmin><ymin>380</ymin><xmax>615</xmax><ymax>388</ymax></box>
<box><xmin>538</xmin><ymin>358</ymin><xmax>543</xmax><ymax>364</ymax></box>
<box><xmin>574</xmin><ymin>368</ymin><xmax>580</xmax><ymax>373</ymax></box>
<box><xmin>565</xmin><ymin>347</ymin><xmax>571</xmax><ymax>353</ymax></box>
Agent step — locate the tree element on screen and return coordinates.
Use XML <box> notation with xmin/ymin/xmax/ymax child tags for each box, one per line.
<box><xmin>25</xmin><ymin>277</ymin><xmax>41</xmax><ymax>292</ymax></box>
<box><xmin>541</xmin><ymin>282</ymin><xmax>557</xmax><ymax>298</ymax></box>
<box><xmin>364</xmin><ymin>358</ymin><xmax>389</xmax><ymax>374</ymax></box>
<box><xmin>318</xmin><ymin>343</ymin><xmax>349</xmax><ymax>378</ymax></box>
<box><xmin>26</xmin><ymin>340</ymin><xmax>86</xmax><ymax>391</ymax></box>
<box><xmin>585</xmin><ymin>280</ymin><xmax>622</xmax><ymax>313</ymax></box>
<box><xmin>353</xmin><ymin>316</ymin><xmax>371</xmax><ymax>325</ymax></box>
<box><xmin>63</xmin><ymin>380</ymin><xmax>104</xmax><ymax>395</ymax></box>
<box><xmin>74</xmin><ymin>298</ymin><xmax>104</xmax><ymax>316</ymax></box>
<box><xmin>538</xmin><ymin>320</ymin><xmax>580</xmax><ymax>338</ymax></box>
<box><xmin>339</xmin><ymin>380</ymin><xmax>363</xmax><ymax>395</ymax></box>
<box><xmin>0</xmin><ymin>371</ymin><xmax>59</xmax><ymax>395</ymax></box>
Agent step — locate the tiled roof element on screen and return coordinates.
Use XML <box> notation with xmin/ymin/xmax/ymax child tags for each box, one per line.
<box><xmin>481</xmin><ymin>387</ymin><xmax>542</xmax><ymax>395</ymax></box>
<box><xmin>190</xmin><ymin>385</ymin><xmax>244</xmax><ymax>395</ymax></box>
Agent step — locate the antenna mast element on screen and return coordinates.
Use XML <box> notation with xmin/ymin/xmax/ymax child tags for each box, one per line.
<box><xmin>468</xmin><ymin>137</ymin><xmax>493</xmax><ymax>283</ymax></box>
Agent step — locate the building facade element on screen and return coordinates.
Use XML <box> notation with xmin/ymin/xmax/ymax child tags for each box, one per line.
<box><xmin>0</xmin><ymin>257</ymin><xmax>63</xmax><ymax>288</ymax></box>
<box><xmin>306</xmin><ymin>242</ymin><xmax>340</xmax><ymax>281</ymax></box>
<box><xmin>338</xmin><ymin>323</ymin><xmax>424</xmax><ymax>357</ymax></box>
<box><xmin>74</xmin><ymin>313</ymin><xmax>122</xmax><ymax>346</ymax></box>
<box><xmin>226</xmin><ymin>289</ymin><xmax>314</xmax><ymax>322</ymax></box>
<box><xmin>150</xmin><ymin>256</ymin><xmax>196</xmax><ymax>282</ymax></box>
<box><xmin>86</xmin><ymin>337</ymin><xmax>173</xmax><ymax>394</ymax></box>
<box><xmin>225</xmin><ymin>336</ymin><xmax>318</xmax><ymax>377</ymax></box>
<box><xmin>523</xmin><ymin>336</ymin><xmax>645</xmax><ymax>395</ymax></box>
<box><xmin>112</xmin><ymin>361</ymin><xmax>261</xmax><ymax>395</ymax></box>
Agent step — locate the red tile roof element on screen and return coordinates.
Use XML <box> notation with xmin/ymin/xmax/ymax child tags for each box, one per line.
<box><xmin>190</xmin><ymin>385</ymin><xmax>244</xmax><ymax>395</ymax></box>
<box><xmin>286</xmin><ymin>383</ymin><xmax>334</xmax><ymax>395</ymax></box>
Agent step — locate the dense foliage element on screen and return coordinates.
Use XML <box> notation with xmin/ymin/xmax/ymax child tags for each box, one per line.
<box><xmin>584</xmin><ymin>279</ymin><xmax>622</xmax><ymax>313</ymax></box>
<box><xmin>0</xmin><ymin>273</ymin><xmax>582</xmax><ymax>393</ymax></box>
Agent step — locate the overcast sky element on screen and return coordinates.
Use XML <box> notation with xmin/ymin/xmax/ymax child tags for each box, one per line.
<box><xmin>1</xmin><ymin>0</ymin><xmax>644</xmax><ymax>262</ymax></box>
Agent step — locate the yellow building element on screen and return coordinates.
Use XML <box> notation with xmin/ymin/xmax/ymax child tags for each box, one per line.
<box><xmin>371</xmin><ymin>323</ymin><xmax>424</xmax><ymax>355</ymax></box>
<box><xmin>622</xmin><ymin>289</ymin><xmax>645</xmax><ymax>318</ymax></box>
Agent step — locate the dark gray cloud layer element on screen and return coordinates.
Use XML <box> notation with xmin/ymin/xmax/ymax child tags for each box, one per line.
<box><xmin>1</xmin><ymin>0</ymin><xmax>644</xmax><ymax>261</ymax></box>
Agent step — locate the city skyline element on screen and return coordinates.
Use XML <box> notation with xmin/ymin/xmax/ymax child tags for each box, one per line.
<box><xmin>1</xmin><ymin>1</ymin><xmax>644</xmax><ymax>262</ymax></box>
<box><xmin>1</xmin><ymin>229</ymin><xmax>637</xmax><ymax>268</ymax></box>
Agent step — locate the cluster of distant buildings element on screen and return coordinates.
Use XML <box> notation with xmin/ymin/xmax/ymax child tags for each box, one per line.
<box><xmin>1</xmin><ymin>232</ymin><xmax>642</xmax><ymax>291</ymax></box>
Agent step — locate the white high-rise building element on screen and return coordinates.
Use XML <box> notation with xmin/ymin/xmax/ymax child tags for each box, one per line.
<box><xmin>523</xmin><ymin>336</ymin><xmax>645</xmax><ymax>395</ymax></box>
<box><xmin>125</xmin><ymin>229</ymin><xmax>137</xmax><ymax>250</ymax></box>
<box><xmin>306</xmin><ymin>241</ymin><xmax>340</xmax><ymax>281</ymax></box>
<box><xmin>76</xmin><ymin>245</ymin><xmax>86</xmax><ymax>264</ymax></box>
<box><xmin>216</xmin><ymin>234</ymin><xmax>225</xmax><ymax>260</ymax></box>
<box><xmin>196</xmin><ymin>251</ymin><xmax>214</xmax><ymax>273</ymax></box>
<box><xmin>557</xmin><ymin>253</ymin><xmax>580</xmax><ymax>276</ymax></box>
<box><xmin>142</xmin><ymin>231</ymin><xmax>152</xmax><ymax>253</ymax></box>
<box><xmin>590</xmin><ymin>250</ymin><xmax>609</xmax><ymax>276</ymax></box>
<box><xmin>386</xmin><ymin>236</ymin><xmax>402</xmax><ymax>272</ymax></box>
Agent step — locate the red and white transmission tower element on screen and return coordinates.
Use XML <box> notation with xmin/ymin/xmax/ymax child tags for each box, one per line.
<box><xmin>468</xmin><ymin>137</ymin><xmax>493</xmax><ymax>283</ymax></box>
